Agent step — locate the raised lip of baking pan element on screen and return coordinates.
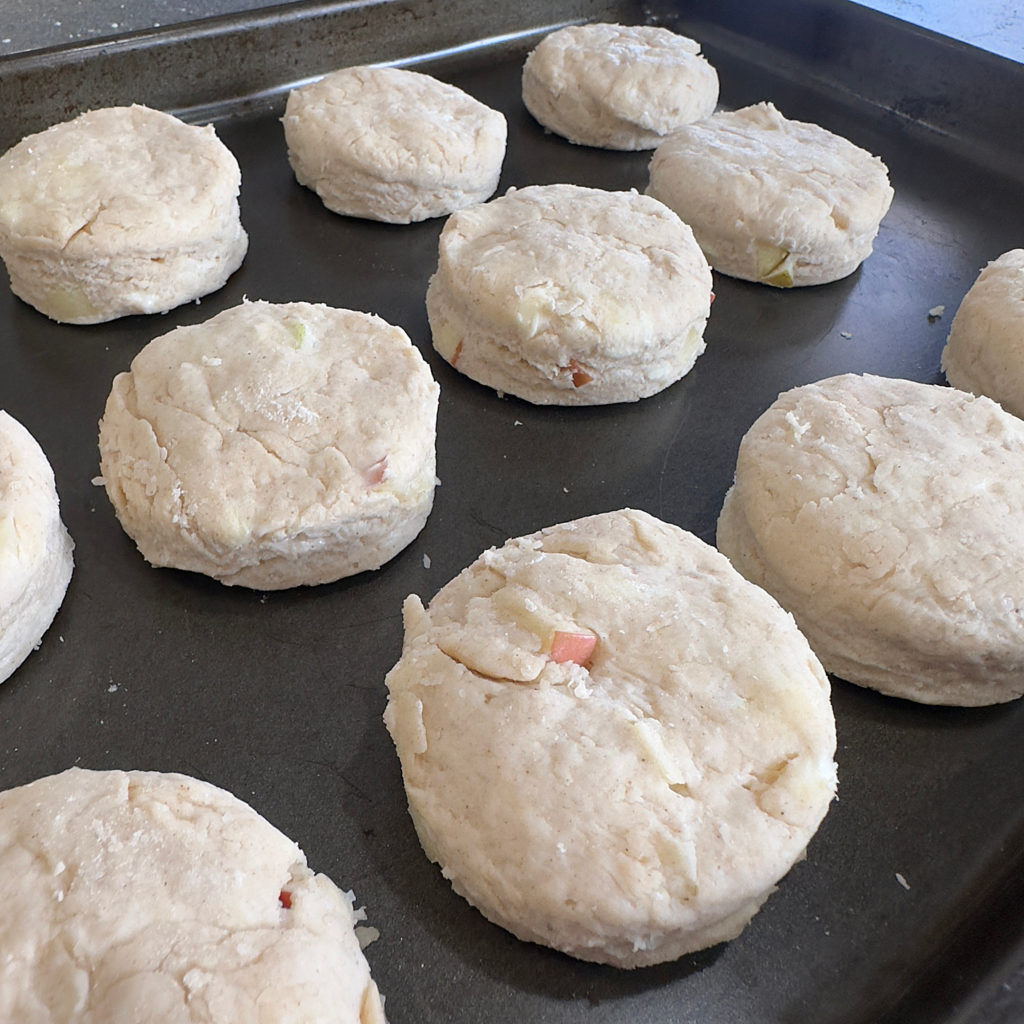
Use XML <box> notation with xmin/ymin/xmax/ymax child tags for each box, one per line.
<box><xmin>1</xmin><ymin>1</ymin><xmax>1023</xmax><ymax>1022</ymax></box>
<box><xmin>3</xmin><ymin>0</ymin><xmax>1022</xmax><ymax>159</ymax></box>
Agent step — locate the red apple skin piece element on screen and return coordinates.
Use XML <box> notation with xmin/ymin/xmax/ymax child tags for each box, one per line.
<box><xmin>561</xmin><ymin>359</ymin><xmax>593</xmax><ymax>387</ymax></box>
<box><xmin>549</xmin><ymin>630</ymin><xmax>597</xmax><ymax>666</ymax></box>
<box><xmin>365</xmin><ymin>456</ymin><xmax>388</xmax><ymax>486</ymax></box>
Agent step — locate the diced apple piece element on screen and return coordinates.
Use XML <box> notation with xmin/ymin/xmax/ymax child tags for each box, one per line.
<box><xmin>549</xmin><ymin>630</ymin><xmax>597</xmax><ymax>666</ymax></box>
<box><xmin>432</xmin><ymin>322</ymin><xmax>461</xmax><ymax>361</ymax></box>
<box><xmin>632</xmin><ymin>718</ymin><xmax>699</xmax><ymax>791</ymax></box>
<box><xmin>764</xmin><ymin>262</ymin><xmax>795</xmax><ymax>288</ymax></box>
<box><xmin>282</xmin><ymin>317</ymin><xmax>317</xmax><ymax>352</ymax></box>
<box><xmin>364</xmin><ymin>456</ymin><xmax>388</xmax><ymax>486</ymax></box>
<box><xmin>754</xmin><ymin>241</ymin><xmax>795</xmax><ymax>288</ymax></box>
<box><xmin>43</xmin><ymin>284</ymin><xmax>101</xmax><ymax>323</ymax></box>
<box><xmin>754</xmin><ymin>241</ymin><xmax>787</xmax><ymax>277</ymax></box>
<box><xmin>560</xmin><ymin>359</ymin><xmax>592</xmax><ymax>387</ymax></box>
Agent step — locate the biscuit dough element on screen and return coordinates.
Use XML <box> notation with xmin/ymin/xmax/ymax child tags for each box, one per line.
<box><xmin>647</xmin><ymin>102</ymin><xmax>893</xmax><ymax>286</ymax></box>
<box><xmin>717</xmin><ymin>373</ymin><xmax>1024</xmax><ymax>705</ymax></box>
<box><xmin>426</xmin><ymin>183</ymin><xmax>713</xmax><ymax>405</ymax></box>
<box><xmin>284</xmin><ymin>65</ymin><xmax>507</xmax><ymax>223</ymax></box>
<box><xmin>941</xmin><ymin>249</ymin><xmax>1024</xmax><ymax>418</ymax></box>
<box><xmin>0</xmin><ymin>105</ymin><xmax>247</xmax><ymax>323</ymax></box>
<box><xmin>522</xmin><ymin>23</ymin><xmax>719</xmax><ymax>150</ymax></box>
<box><xmin>384</xmin><ymin>508</ymin><xmax>837</xmax><ymax>967</ymax></box>
<box><xmin>0</xmin><ymin>768</ymin><xmax>385</xmax><ymax>1023</ymax></box>
<box><xmin>98</xmin><ymin>300</ymin><xmax>439</xmax><ymax>589</ymax></box>
<box><xmin>0</xmin><ymin>411</ymin><xmax>74</xmax><ymax>685</ymax></box>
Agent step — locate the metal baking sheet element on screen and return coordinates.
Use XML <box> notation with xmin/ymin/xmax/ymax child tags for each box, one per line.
<box><xmin>1</xmin><ymin>2</ymin><xmax>1023</xmax><ymax>1021</ymax></box>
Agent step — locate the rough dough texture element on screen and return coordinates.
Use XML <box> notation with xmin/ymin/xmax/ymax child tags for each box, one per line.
<box><xmin>0</xmin><ymin>767</ymin><xmax>385</xmax><ymax>1023</ymax></box>
<box><xmin>647</xmin><ymin>102</ymin><xmax>893</xmax><ymax>287</ymax></box>
<box><xmin>941</xmin><ymin>249</ymin><xmax>1024</xmax><ymax>418</ymax></box>
<box><xmin>384</xmin><ymin>508</ymin><xmax>837</xmax><ymax>968</ymax></box>
<box><xmin>426</xmin><ymin>183</ymin><xmax>712</xmax><ymax>405</ymax></box>
<box><xmin>0</xmin><ymin>105</ymin><xmax>247</xmax><ymax>324</ymax></box>
<box><xmin>284</xmin><ymin>65</ymin><xmax>507</xmax><ymax>223</ymax></box>
<box><xmin>717</xmin><ymin>373</ymin><xmax>1024</xmax><ymax>705</ymax></box>
<box><xmin>522</xmin><ymin>23</ymin><xmax>719</xmax><ymax>150</ymax></box>
<box><xmin>0</xmin><ymin>411</ymin><xmax>74</xmax><ymax>685</ymax></box>
<box><xmin>98</xmin><ymin>300</ymin><xmax>439</xmax><ymax>589</ymax></box>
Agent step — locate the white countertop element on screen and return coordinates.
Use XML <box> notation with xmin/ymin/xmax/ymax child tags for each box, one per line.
<box><xmin>851</xmin><ymin>0</ymin><xmax>1024</xmax><ymax>63</ymax></box>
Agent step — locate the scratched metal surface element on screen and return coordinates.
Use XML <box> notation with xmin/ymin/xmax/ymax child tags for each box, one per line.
<box><xmin>1</xmin><ymin>2</ymin><xmax>1023</xmax><ymax>1021</ymax></box>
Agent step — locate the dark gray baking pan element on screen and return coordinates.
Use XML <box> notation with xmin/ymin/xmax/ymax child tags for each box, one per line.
<box><xmin>1</xmin><ymin>1</ymin><xmax>1022</xmax><ymax>1021</ymax></box>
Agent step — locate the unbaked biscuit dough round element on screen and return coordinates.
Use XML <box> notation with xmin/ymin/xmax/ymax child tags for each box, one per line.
<box><xmin>0</xmin><ymin>105</ymin><xmax>248</xmax><ymax>324</ymax></box>
<box><xmin>521</xmin><ymin>23</ymin><xmax>719</xmax><ymax>150</ymax></box>
<box><xmin>717</xmin><ymin>373</ymin><xmax>1024</xmax><ymax>706</ymax></box>
<box><xmin>283</xmin><ymin>65</ymin><xmax>507</xmax><ymax>223</ymax></box>
<box><xmin>426</xmin><ymin>183</ymin><xmax>713</xmax><ymax>405</ymax></box>
<box><xmin>384</xmin><ymin>508</ymin><xmax>837</xmax><ymax>968</ymax></box>
<box><xmin>941</xmin><ymin>249</ymin><xmax>1024</xmax><ymax>418</ymax></box>
<box><xmin>0</xmin><ymin>411</ymin><xmax>74</xmax><ymax>684</ymax></box>
<box><xmin>647</xmin><ymin>102</ymin><xmax>893</xmax><ymax>287</ymax></box>
<box><xmin>98</xmin><ymin>300</ymin><xmax>439</xmax><ymax>589</ymax></box>
<box><xmin>0</xmin><ymin>767</ymin><xmax>385</xmax><ymax>1023</ymax></box>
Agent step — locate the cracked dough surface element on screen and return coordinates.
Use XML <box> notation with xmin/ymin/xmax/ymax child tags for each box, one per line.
<box><xmin>0</xmin><ymin>104</ymin><xmax>247</xmax><ymax>324</ymax></box>
<box><xmin>0</xmin><ymin>767</ymin><xmax>384</xmax><ymax>1024</ymax></box>
<box><xmin>284</xmin><ymin>65</ymin><xmax>507</xmax><ymax>223</ymax></box>
<box><xmin>383</xmin><ymin>508</ymin><xmax>836</xmax><ymax>968</ymax></box>
<box><xmin>647</xmin><ymin>102</ymin><xmax>893</xmax><ymax>287</ymax></box>
<box><xmin>425</xmin><ymin>183</ymin><xmax>712</xmax><ymax>405</ymax></box>
<box><xmin>717</xmin><ymin>373</ymin><xmax>1024</xmax><ymax>705</ymax></box>
<box><xmin>941</xmin><ymin>249</ymin><xmax>1024</xmax><ymax>418</ymax></box>
<box><xmin>0</xmin><ymin>411</ymin><xmax>74</xmax><ymax>684</ymax></box>
<box><xmin>98</xmin><ymin>300</ymin><xmax>439</xmax><ymax>589</ymax></box>
<box><xmin>521</xmin><ymin>23</ymin><xmax>719</xmax><ymax>150</ymax></box>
